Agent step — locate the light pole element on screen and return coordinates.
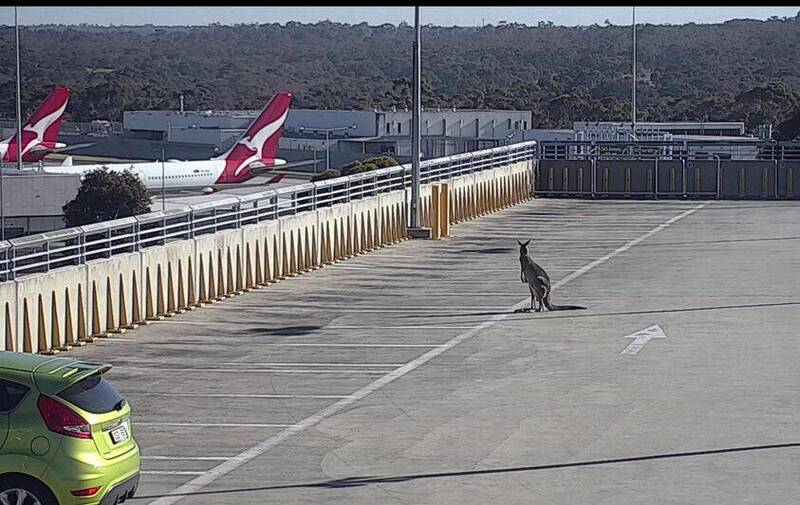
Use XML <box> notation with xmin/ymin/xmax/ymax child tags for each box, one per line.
<box><xmin>7</xmin><ymin>5</ymin><xmax>23</xmax><ymax>240</ymax></box>
<box><xmin>410</xmin><ymin>5</ymin><xmax>422</xmax><ymax>232</ymax></box>
<box><xmin>160</xmin><ymin>148</ymin><xmax>166</xmax><ymax>211</ymax></box>
<box><xmin>298</xmin><ymin>124</ymin><xmax>357</xmax><ymax>172</ymax></box>
<box><xmin>631</xmin><ymin>5</ymin><xmax>637</xmax><ymax>141</ymax></box>
<box><xmin>312</xmin><ymin>148</ymin><xmax>318</xmax><ymax>175</ymax></box>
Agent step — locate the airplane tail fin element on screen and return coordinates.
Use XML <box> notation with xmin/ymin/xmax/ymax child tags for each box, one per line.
<box><xmin>3</xmin><ymin>87</ymin><xmax>71</xmax><ymax>161</ymax></box>
<box><xmin>214</xmin><ymin>92</ymin><xmax>292</xmax><ymax>183</ymax></box>
<box><xmin>27</xmin><ymin>87</ymin><xmax>71</xmax><ymax>144</ymax></box>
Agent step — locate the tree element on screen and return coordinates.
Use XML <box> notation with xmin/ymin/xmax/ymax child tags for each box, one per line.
<box><xmin>310</xmin><ymin>168</ymin><xmax>342</xmax><ymax>182</ymax></box>
<box><xmin>63</xmin><ymin>168</ymin><xmax>151</xmax><ymax>227</ymax></box>
<box><xmin>340</xmin><ymin>155</ymin><xmax>399</xmax><ymax>176</ymax></box>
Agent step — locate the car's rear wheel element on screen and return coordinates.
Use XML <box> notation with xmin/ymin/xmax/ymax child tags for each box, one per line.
<box><xmin>0</xmin><ymin>476</ymin><xmax>57</xmax><ymax>505</ymax></box>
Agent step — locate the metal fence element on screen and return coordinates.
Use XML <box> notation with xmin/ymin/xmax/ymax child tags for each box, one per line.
<box><xmin>534</xmin><ymin>139</ymin><xmax>800</xmax><ymax>161</ymax></box>
<box><xmin>0</xmin><ymin>141</ymin><xmax>537</xmax><ymax>281</ymax></box>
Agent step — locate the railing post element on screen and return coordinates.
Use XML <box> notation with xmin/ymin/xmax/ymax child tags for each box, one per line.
<box><xmin>775</xmin><ymin>159</ymin><xmax>779</xmax><ymax>199</ymax></box>
<box><xmin>45</xmin><ymin>240</ymin><xmax>51</xmax><ymax>272</ymax></box>
<box><xmin>8</xmin><ymin>247</ymin><xmax>15</xmax><ymax>281</ymax></box>
<box><xmin>134</xmin><ymin>221</ymin><xmax>141</xmax><ymax>251</ymax></box>
<box><xmin>79</xmin><ymin>232</ymin><xmax>87</xmax><ymax>264</ymax></box>
<box><xmin>654</xmin><ymin>157</ymin><xmax>659</xmax><ymax>199</ymax></box>
<box><xmin>682</xmin><ymin>155</ymin><xmax>688</xmax><ymax>198</ymax></box>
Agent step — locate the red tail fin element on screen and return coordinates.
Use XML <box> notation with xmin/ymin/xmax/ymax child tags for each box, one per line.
<box><xmin>215</xmin><ymin>92</ymin><xmax>292</xmax><ymax>183</ymax></box>
<box><xmin>3</xmin><ymin>87</ymin><xmax>71</xmax><ymax>162</ymax></box>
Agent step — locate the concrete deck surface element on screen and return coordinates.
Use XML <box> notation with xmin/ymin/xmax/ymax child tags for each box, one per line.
<box><xmin>67</xmin><ymin>198</ymin><xmax>800</xmax><ymax>504</ymax></box>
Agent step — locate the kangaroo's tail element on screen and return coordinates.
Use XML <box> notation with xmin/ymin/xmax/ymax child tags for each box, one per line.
<box><xmin>543</xmin><ymin>298</ymin><xmax>586</xmax><ymax>311</ymax></box>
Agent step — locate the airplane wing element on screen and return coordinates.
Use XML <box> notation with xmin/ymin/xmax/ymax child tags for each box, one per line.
<box><xmin>52</xmin><ymin>142</ymin><xmax>95</xmax><ymax>153</ymax></box>
<box><xmin>250</xmin><ymin>159</ymin><xmax>323</xmax><ymax>175</ymax></box>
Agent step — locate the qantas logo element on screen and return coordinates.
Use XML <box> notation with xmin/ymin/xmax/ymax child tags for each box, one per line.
<box><xmin>19</xmin><ymin>96</ymin><xmax>70</xmax><ymax>157</ymax></box>
<box><xmin>1</xmin><ymin>87</ymin><xmax>71</xmax><ymax>162</ymax></box>
<box><xmin>215</xmin><ymin>92</ymin><xmax>292</xmax><ymax>184</ymax></box>
<box><xmin>231</xmin><ymin>107</ymin><xmax>289</xmax><ymax>177</ymax></box>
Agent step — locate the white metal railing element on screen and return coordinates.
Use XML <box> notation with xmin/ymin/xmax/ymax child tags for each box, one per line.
<box><xmin>0</xmin><ymin>141</ymin><xmax>537</xmax><ymax>281</ymax></box>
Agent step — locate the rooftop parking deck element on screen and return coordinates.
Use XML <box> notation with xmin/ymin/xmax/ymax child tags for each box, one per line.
<box><xmin>66</xmin><ymin>197</ymin><xmax>800</xmax><ymax>505</ymax></box>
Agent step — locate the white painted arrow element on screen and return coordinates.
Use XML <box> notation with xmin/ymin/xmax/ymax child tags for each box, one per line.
<box><xmin>620</xmin><ymin>324</ymin><xmax>666</xmax><ymax>355</ymax></box>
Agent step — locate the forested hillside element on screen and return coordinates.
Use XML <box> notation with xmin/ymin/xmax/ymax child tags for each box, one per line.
<box><xmin>3</xmin><ymin>16</ymin><xmax>800</xmax><ymax>137</ymax></box>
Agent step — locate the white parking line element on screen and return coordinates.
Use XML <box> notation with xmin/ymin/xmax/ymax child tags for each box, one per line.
<box><xmin>136</xmin><ymin>422</ymin><xmax>295</xmax><ymax>428</ymax></box>
<box><xmin>326</xmin><ymin>325</ymin><xmax>476</xmax><ymax>329</ymax></box>
<box><xmin>142</xmin><ymin>456</ymin><xmax>232</xmax><ymax>461</ymax></box>
<box><xmin>142</xmin><ymin>471</ymin><xmax>208</xmax><ymax>476</ymax></box>
<box><xmin>259</xmin><ymin>343</ymin><xmax>446</xmax><ymax>348</ymax></box>
<box><xmin>124</xmin><ymin>393</ymin><xmax>351</xmax><ymax>399</ymax></box>
<box><xmin>120</xmin><ymin>366</ymin><xmax>390</xmax><ymax>375</ymax></box>
<box><xmin>213</xmin><ymin>362</ymin><xmax>404</xmax><ymax>367</ymax></box>
<box><xmin>151</xmin><ymin>319</ymin><xmax>476</xmax><ymax>328</ymax></box>
<box><xmin>149</xmin><ymin>203</ymin><xmax>707</xmax><ymax>505</ymax></box>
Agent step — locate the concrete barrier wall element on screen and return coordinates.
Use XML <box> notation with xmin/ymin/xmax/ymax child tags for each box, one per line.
<box><xmin>0</xmin><ymin>160</ymin><xmax>533</xmax><ymax>353</ymax></box>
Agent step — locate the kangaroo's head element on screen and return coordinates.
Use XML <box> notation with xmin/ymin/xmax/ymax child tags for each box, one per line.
<box><xmin>517</xmin><ymin>239</ymin><xmax>531</xmax><ymax>257</ymax></box>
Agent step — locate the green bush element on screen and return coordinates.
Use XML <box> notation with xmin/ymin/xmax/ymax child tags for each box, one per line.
<box><xmin>369</xmin><ymin>155</ymin><xmax>399</xmax><ymax>169</ymax></box>
<box><xmin>339</xmin><ymin>155</ymin><xmax>399</xmax><ymax>176</ymax></box>
<box><xmin>310</xmin><ymin>169</ymin><xmax>342</xmax><ymax>182</ymax></box>
<box><xmin>312</xmin><ymin>156</ymin><xmax>400</xmax><ymax>181</ymax></box>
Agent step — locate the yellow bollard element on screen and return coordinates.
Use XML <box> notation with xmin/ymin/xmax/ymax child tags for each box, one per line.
<box><xmin>441</xmin><ymin>183</ymin><xmax>450</xmax><ymax>237</ymax></box>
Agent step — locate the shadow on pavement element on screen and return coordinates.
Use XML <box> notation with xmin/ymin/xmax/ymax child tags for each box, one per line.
<box><xmin>132</xmin><ymin>442</ymin><xmax>800</xmax><ymax>499</ymax></box>
<box><xmin>243</xmin><ymin>325</ymin><xmax>323</xmax><ymax>335</ymax></box>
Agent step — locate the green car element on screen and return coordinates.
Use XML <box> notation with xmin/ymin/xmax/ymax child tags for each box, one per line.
<box><xmin>0</xmin><ymin>351</ymin><xmax>139</xmax><ymax>505</ymax></box>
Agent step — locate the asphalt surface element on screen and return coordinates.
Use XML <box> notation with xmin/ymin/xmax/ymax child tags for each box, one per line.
<box><xmin>160</xmin><ymin>175</ymin><xmax>311</xmax><ymax>210</ymax></box>
<box><xmin>67</xmin><ymin>197</ymin><xmax>800</xmax><ymax>504</ymax></box>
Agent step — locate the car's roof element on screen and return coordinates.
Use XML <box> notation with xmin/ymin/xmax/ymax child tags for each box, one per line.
<box><xmin>0</xmin><ymin>351</ymin><xmax>111</xmax><ymax>394</ymax></box>
<box><xmin>0</xmin><ymin>351</ymin><xmax>67</xmax><ymax>373</ymax></box>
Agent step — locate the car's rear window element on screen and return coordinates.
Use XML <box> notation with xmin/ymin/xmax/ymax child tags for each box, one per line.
<box><xmin>57</xmin><ymin>373</ymin><xmax>125</xmax><ymax>414</ymax></box>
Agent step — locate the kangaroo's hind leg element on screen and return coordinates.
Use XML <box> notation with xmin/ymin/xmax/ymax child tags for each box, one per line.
<box><xmin>515</xmin><ymin>286</ymin><xmax>534</xmax><ymax>313</ymax></box>
<box><xmin>531</xmin><ymin>287</ymin><xmax>544</xmax><ymax>312</ymax></box>
<box><xmin>529</xmin><ymin>286</ymin><xmax>542</xmax><ymax>312</ymax></box>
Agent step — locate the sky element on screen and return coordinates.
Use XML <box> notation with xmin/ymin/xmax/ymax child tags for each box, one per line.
<box><xmin>1</xmin><ymin>6</ymin><xmax>799</xmax><ymax>27</ymax></box>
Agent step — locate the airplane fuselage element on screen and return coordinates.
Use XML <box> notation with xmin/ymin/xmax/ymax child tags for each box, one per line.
<box><xmin>44</xmin><ymin>160</ymin><xmax>228</xmax><ymax>191</ymax></box>
<box><xmin>42</xmin><ymin>157</ymin><xmax>288</xmax><ymax>191</ymax></box>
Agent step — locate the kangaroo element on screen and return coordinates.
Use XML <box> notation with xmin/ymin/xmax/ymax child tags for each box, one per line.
<box><xmin>517</xmin><ymin>239</ymin><xmax>586</xmax><ymax>312</ymax></box>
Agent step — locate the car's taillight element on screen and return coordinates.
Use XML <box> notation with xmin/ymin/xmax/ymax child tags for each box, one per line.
<box><xmin>37</xmin><ymin>395</ymin><xmax>92</xmax><ymax>439</ymax></box>
<box><xmin>71</xmin><ymin>487</ymin><xmax>101</xmax><ymax>497</ymax></box>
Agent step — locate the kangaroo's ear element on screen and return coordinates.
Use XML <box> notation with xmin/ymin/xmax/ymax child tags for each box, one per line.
<box><xmin>517</xmin><ymin>239</ymin><xmax>523</xmax><ymax>246</ymax></box>
<box><xmin>524</xmin><ymin>240</ymin><xmax>531</xmax><ymax>246</ymax></box>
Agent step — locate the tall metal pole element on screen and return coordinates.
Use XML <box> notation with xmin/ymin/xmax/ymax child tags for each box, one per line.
<box><xmin>161</xmin><ymin>148</ymin><xmax>166</xmax><ymax>211</ymax></box>
<box><xmin>631</xmin><ymin>6</ymin><xmax>637</xmax><ymax>141</ymax></box>
<box><xmin>325</xmin><ymin>129</ymin><xmax>330</xmax><ymax>172</ymax></box>
<box><xmin>7</xmin><ymin>6</ymin><xmax>24</xmax><ymax>240</ymax></box>
<box><xmin>410</xmin><ymin>5</ymin><xmax>421</xmax><ymax>229</ymax></box>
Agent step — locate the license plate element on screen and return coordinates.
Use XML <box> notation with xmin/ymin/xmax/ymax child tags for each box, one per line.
<box><xmin>110</xmin><ymin>424</ymin><xmax>129</xmax><ymax>444</ymax></box>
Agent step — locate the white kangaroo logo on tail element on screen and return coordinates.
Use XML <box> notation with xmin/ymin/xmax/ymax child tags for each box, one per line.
<box><xmin>232</xmin><ymin>108</ymin><xmax>289</xmax><ymax>177</ymax></box>
<box><xmin>19</xmin><ymin>98</ymin><xmax>69</xmax><ymax>157</ymax></box>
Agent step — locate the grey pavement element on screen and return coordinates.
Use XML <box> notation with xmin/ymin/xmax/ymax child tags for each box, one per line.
<box><xmin>67</xmin><ymin>198</ymin><xmax>800</xmax><ymax>504</ymax></box>
<box><xmin>160</xmin><ymin>175</ymin><xmax>310</xmax><ymax>210</ymax></box>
